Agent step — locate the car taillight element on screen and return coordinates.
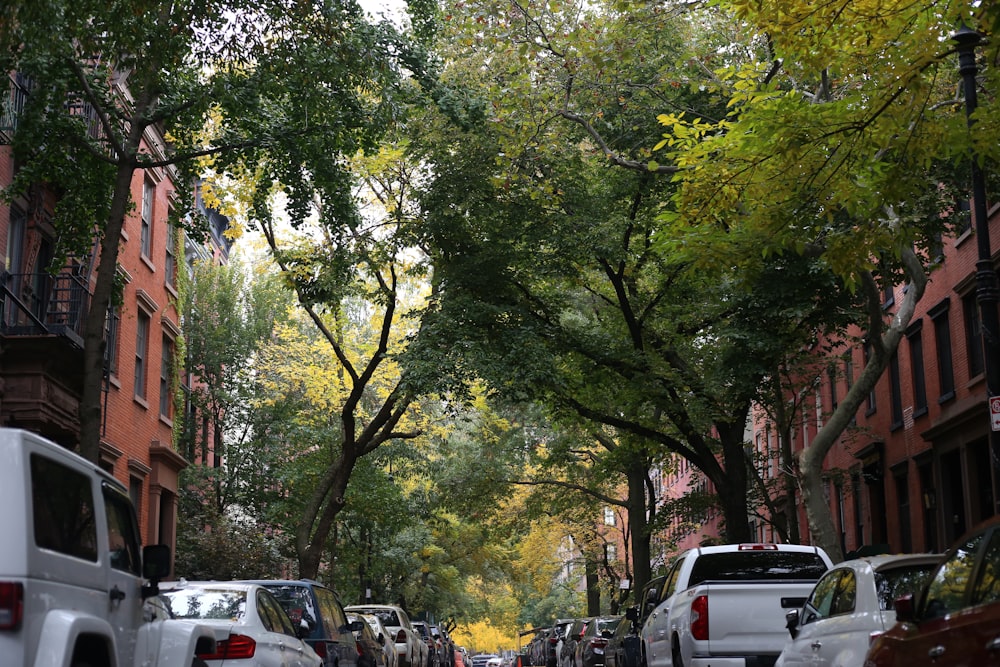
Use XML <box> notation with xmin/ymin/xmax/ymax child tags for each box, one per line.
<box><xmin>198</xmin><ymin>634</ymin><xmax>256</xmax><ymax>660</ymax></box>
<box><xmin>0</xmin><ymin>583</ymin><xmax>23</xmax><ymax>630</ymax></box>
<box><xmin>358</xmin><ymin>640</ymin><xmax>365</xmax><ymax>656</ymax></box>
<box><xmin>691</xmin><ymin>595</ymin><xmax>709</xmax><ymax>641</ymax></box>
<box><xmin>737</xmin><ymin>543</ymin><xmax>778</xmax><ymax>550</ymax></box>
<box><xmin>590</xmin><ymin>638</ymin><xmax>608</xmax><ymax>648</ymax></box>
<box><xmin>396</xmin><ymin>629</ymin><xmax>408</xmax><ymax>643</ymax></box>
<box><xmin>549</xmin><ymin>638</ymin><xmax>558</xmax><ymax>645</ymax></box>
<box><xmin>869</xmin><ymin>630</ymin><xmax>883</xmax><ymax>646</ymax></box>
<box><xmin>314</xmin><ymin>641</ymin><xmax>329</xmax><ymax>658</ymax></box>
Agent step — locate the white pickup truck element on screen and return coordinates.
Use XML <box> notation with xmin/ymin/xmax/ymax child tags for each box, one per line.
<box><xmin>0</xmin><ymin>428</ymin><xmax>217</xmax><ymax>667</ymax></box>
<box><xmin>640</xmin><ymin>543</ymin><xmax>832</xmax><ymax>667</ymax></box>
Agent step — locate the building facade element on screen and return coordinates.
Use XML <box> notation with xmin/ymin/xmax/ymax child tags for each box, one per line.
<box><xmin>0</xmin><ymin>71</ymin><xmax>229</xmax><ymax>559</ymax></box>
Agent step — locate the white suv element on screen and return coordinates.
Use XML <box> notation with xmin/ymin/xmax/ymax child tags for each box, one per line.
<box><xmin>0</xmin><ymin>428</ymin><xmax>216</xmax><ymax>667</ymax></box>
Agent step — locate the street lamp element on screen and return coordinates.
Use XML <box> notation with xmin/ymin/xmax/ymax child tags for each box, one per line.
<box><xmin>953</xmin><ymin>24</ymin><xmax>1000</xmax><ymax>512</ymax></box>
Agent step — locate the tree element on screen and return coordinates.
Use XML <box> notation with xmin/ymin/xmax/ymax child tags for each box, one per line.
<box><xmin>0</xmin><ymin>0</ymin><xmax>417</xmax><ymax>461</ymax></box>
<box><xmin>653</xmin><ymin>0</ymin><xmax>994</xmax><ymax>560</ymax></box>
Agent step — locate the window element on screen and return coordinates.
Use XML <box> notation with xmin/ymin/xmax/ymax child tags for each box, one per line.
<box><xmin>828</xmin><ymin>365</ymin><xmax>838</xmax><ymax>411</ymax></box>
<box><xmin>135</xmin><ymin>310</ymin><xmax>150</xmax><ymax>400</ymax></box>
<box><xmin>889</xmin><ymin>349</ymin><xmax>903</xmax><ymax>429</ymax></box>
<box><xmin>929</xmin><ymin>299</ymin><xmax>955</xmax><ymax>401</ymax></box>
<box><xmin>606</xmin><ymin>543</ymin><xmax>617</xmax><ymax>562</ymax></box>
<box><xmin>30</xmin><ymin>453</ymin><xmax>98</xmax><ymax>560</ymax></box>
<box><xmin>160</xmin><ymin>334</ymin><xmax>174</xmax><ymax>418</ymax></box>
<box><xmin>141</xmin><ymin>178</ymin><xmax>153</xmax><ymax>259</ymax></box>
<box><xmin>864</xmin><ymin>342</ymin><xmax>876</xmax><ymax>415</ymax></box>
<box><xmin>603</xmin><ymin>507</ymin><xmax>615</xmax><ymax>526</ymax></box>
<box><xmin>6</xmin><ymin>205</ymin><xmax>25</xmax><ymax>273</ymax></box>
<box><xmin>165</xmin><ymin>222</ymin><xmax>177</xmax><ymax>288</ymax></box>
<box><xmin>129</xmin><ymin>476</ymin><xmax>143</xmax><ymax>521</ymax></box>
<box><xmin>907</xmin><ymin>321</ymin><xmax>928</xmax><ymax>417</ymax></box>
<box><xmin>104</xmin><ymin>303</ymin><xmax>120</xmax><ymax>376</ymax></box>
<box><xmin>963</xmin><ymin>291</ymin><xmax>984</xmax><ymax>379</ymax></box>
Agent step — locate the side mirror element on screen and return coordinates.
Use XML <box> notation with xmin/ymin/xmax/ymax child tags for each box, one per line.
<box><xmin>343</xmin><ymin>620</ymin><xmax>365</xmax><ymax>633</ymax></box>
<box><xmin>601</xmin><ymin>630</ymin><xmax>614</xmax><ymax>639</ymax></box>
<box><xmin>297</xmin><ymin>619</ymin><xmax>312</xmax><ymax>639</ymax></box>
<box><xmin>141</xmin><ymin>544</ymin><xmax>171</xmax><ymax>598</ymax></box>
<box><xmin>784</xmin><ymin>609</ymin><xmax>800</xmax><ymax>640</ymax></box>
<box><xmin>625</xmin><ymin>607</ymin><xmax>638</xmax><ymax>622</ymax></box>
<box><xmin>893</xmin><ymin>594</ymin><xmax>915</xmax><ymax>623</ymax></box>
<box><xmin>377</xmin><ymin>633</ymin><xmax>385</xmax><ymax>644</ymax></box>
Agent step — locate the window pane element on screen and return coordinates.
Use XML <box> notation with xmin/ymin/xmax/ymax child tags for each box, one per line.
<box><xmin>31</xmin><ymin>454</ymin><xmax>98</xmax><ymax>561</ymax></box>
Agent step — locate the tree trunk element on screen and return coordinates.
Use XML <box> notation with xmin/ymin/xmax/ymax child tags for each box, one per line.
<box><xmin>798</xmin><ymin>248</ymin><xmax>926</xmax><ymax>562</ymax></box>
<box><xmin>586</xmin><ymin>557</ymin><xmax>600</xmax><ymax>615</ymax></box>
<box><xmin>627</xmin><ymin>462</ymin><xmax>652</xmax><ymax>594</ymax></box>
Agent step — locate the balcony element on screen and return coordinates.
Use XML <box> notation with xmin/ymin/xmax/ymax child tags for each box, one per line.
<box><xmin>0</xmin><ymin>269</ymin><xmax>91</xmax><ymax>440</ymax></box>
<box><xmin>1</xmin><ymin>270</ymin><xmax>89</xmax><ymax>348</ymax></box>
<box><xmin>0</xmin><ymin>73</ymin><xmax>29</xmax><ymax>144</ymax></box>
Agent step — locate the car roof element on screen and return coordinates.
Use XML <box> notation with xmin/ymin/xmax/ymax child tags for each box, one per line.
<box><xmin>834</xmin><ymin>553</ymin><xmax>942</xmax><ymax>571</ymax></box>
<box><xmin>161</xmin><ymin>580</ymin><xmax>256</xmax><ymax>591</ymax></box>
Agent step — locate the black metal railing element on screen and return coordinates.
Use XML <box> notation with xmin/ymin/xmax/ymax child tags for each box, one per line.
<box><xmin>0</xmin><ymin>72</ymin><xmax>30</xmax><ymax>143</ymax></box>
<box><xmin>0</xmin><ymin>270</ymin><xmax>89</xmax><ymax>347</ymax></box>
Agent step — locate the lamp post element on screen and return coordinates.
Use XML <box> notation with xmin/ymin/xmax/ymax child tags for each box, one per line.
<box><xmin>953</xmin><ymin>24</ymin><xmax>1000</xmax><ymax>512</ymax></box>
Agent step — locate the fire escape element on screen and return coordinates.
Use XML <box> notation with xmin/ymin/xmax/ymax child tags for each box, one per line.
<box><xmin>0</xmin><ymin>72</ymin><xmax>96</xmax><ymax>444</ymax></box>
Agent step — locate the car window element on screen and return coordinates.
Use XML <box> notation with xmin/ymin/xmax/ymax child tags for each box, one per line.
<box><xmin>922</xmin><ymin>532</ymin><xmax>985</xmax><ymax>619</ymax></box>
<box><xmin>804</xmin><ymin>569</ymin><xmax>840</xmax><ymax>622</ymax></box>
<box><xmin>830</xmin><ymin>570</ymin><xmax>856</xmax><ymax>616</ymax></box>
<box><xmin>103</xmin><ymin>484</ymin><xmax>142</xmax><ymax>575</ymax></box>
<box><xmin>165</xmin><ymin>588</ymin><xmax>247</xmax><ymax>620</ymax></box>
<box><xmin>260</xmin><ymin>590</ymin><xmax>296</xmax><ymax>636</ymax></box>
<box><xmin>662</xmin><ymin>558</ymin><xmax>683</xmax><ymax>598</ymax></box>
<box><xmin>688</xmin><ymin>551</ymin><xmax>829</xmax><ymax>585</ymax></box>
<box><xmin>30</xmin><ymin>453</ymin><xmax>98</xmax><ymax>561</ymax></box>
<box><xmin>316</xmin><ymin>586</ymin><xmax>347</xmax><ymax>639</ymax></box>
<box><xmin>971</xmin><ymin>528</ymin><xmax>1000</xmax><ymax>606</ymax></box>
<box><xmin>874</xmin><ymin>564</ymin><xmax>937</xmax><ymax>610</ymax></box>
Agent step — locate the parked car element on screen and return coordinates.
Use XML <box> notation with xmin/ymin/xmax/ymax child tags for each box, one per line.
<box><xmin>413</xmin><ymin>620</ymin><xmax>440</xmax><ymax>667</ymax></box>
<box><xmin>0</xmin><ymin>428</ymin><xmax>217</xmax><ymax>667</ymax></box>
<box><xmin>575</xmin><ymin>616</ymin><xmax>621</xmax><ymax>667</ymax></box>
<box><xmin>549</xmin><ymin>619</ymin><xmax>576</xmax><ymax>667</ymax></box>
<box><xmin>604</xmin><ymin>615</ymin><xmax>640</xmax><ymax>667</ymax></box>
<box><xmin>471</xmin><ymin>653</ymin><xmax>500</xmax><ymax>667</ymax></box>
<box><xmin>359</xmin><ymin>612</ymin><xmax>400</xmax><ymax>667</ymax></box>
<box><xmin>160</xmin><ymin>580</ymin><xmax>321</xmax><ymax>667</ymax></box>
<box><xmin>351</xmin><ymin>612</ymin><xmax>390</xmax><ymax>667</ymax></box>
<box><xmin>561</xmin><ymin>618</ymin><xmax>591</xmax><ymax>667</ymax></box>
<box><xmin>346</xmin><ymin>604</ymin><xmax>428</xmax><ymax>667</ymax></box>
<box><xmin>243</xmin><ymin>579</ymin><xmax>362</xmax><ymax>667</ymax></box>
<box><xmin>776</xmin><ymin>553</ymin><xmax>940</xmax><ymax>667</ymax></box>
<box><xmin>527</xmin><ymin>628</ymin><xmax>551</xmax><ymax>666</ymax></box>
<box><xmin>865</xmin><ymin>516</ymin><xmax>1000</xmax><ymax>666</ymax></box>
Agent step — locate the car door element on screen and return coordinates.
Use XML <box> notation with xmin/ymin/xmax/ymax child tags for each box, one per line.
<box><xmin>885</xmin><ymin>531</ymin><xmax>986</xmax><ymax>666</ymax></box>
<box><xmin>644</xmin><ymin>558</ymin><xmax>682</xmax><ymax>667</ymax></box>
<box><xmin>811</xmin><ymin>568</ymin><xmax>868</xmax><ymax>667</ymax></box>
<box><xmin>259</xmin><ymin>588</ymin><xmax>312</xmax><ymax>667</ymax></box>
<box><xmin>961</xmin><ymin>526</ymin><xmax>1000</xmax><ymax>665</ymax></box>
<box><xmin>780</xmin><ymin>568</ymin><xmax>844</xmax><ymax>667</ymax></box>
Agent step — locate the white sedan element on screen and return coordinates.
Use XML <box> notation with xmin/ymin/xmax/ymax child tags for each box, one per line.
<box><xmin>776</xmin><ymin>553</ymin><xmax>940</xmax><ymax>667</ymax></box>
<box><xmin>161</xmin><ymin>580</ymin><xmax>322</xmax><ymax>667</ymax></box>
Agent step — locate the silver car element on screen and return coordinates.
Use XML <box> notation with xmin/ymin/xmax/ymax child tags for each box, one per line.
<box><xmin>776</xmin><ymin>554</ymin><xmax>940</xmax><ymax>667</ymax></box>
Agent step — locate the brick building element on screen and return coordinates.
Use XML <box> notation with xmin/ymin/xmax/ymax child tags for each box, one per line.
<box><xmin>0</xmin><ymin>72</ymin><xmax>229</xmax><ymax>557</ymax></box>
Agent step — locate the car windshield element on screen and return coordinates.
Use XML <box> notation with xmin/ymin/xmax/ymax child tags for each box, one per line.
<box><xmin>163</xmin><ymin>587</ymin><xmax>247</xmax><ymax>621</ymax></box>
<box><xmin>688</xmin><ymin>552</ymin><xmax>829</xmax><ymax>586</ymax></box>
<box><xmin>875</xmin><ymin>564</ymin><xmax>937</xmax><ymax>610</ymax></box>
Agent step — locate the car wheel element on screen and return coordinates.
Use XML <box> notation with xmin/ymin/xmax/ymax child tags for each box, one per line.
<box><xmin>670</xmin><ymin>640</ymin><xmax>683</xmax><ymax>667</ymax></box>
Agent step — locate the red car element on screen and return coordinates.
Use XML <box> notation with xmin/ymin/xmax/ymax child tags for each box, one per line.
<box><xmin>864</xmin><ymin>517</ymin><xmax>1000</xmax><ymax>666</ymax></box>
